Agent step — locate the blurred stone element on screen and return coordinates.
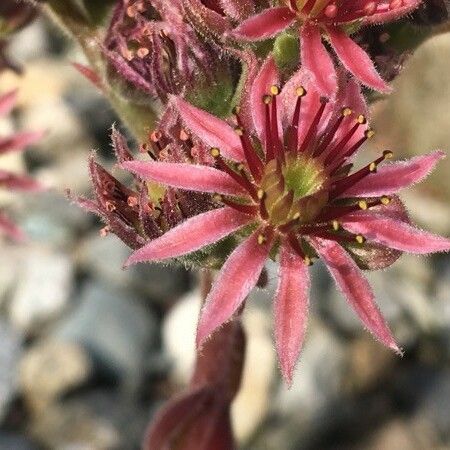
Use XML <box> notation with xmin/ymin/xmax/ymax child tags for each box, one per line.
<box><xmin>20</xmin><ymin>192</ymin><xmax>90</xmax><ymax>247</ymax></box>
<box><xmin>0</xmin><ymin>320</ymin><xmax>22</xmax><ymax>423</ymax></box>
<box><xmin>30</xmin><ymin>402</ymin><xmax>120</xmax><ymax>450</ymax></box>
<box><xmin>276</xmin><ymin>319</ymin><xmax>347</xmax><ymax>421</ymax></box>
<box><xmin>162</xmin><ymin>289</ymin><xmax>276</xmax><ymax>443</ymax></box>
<box><xmin>19</xmin><ymin>340</ymin><xmax>92</xmax><ymax>413</ymax></box>
<box><xmin>364</xmin><ymin>418</ymin><xmax>433</xmax><ymax>450</ymax></box>
<box><xmin>0</xmin><ymin>433</ymin><xmax>38</xmax><ymax>450</ymax></box>
<box><xmin>9</xmin><ymin>247</ymin><xmax>73</xmax><ymax>334</ymax></box>
<box><xmin>344</xmin><ymin>336</ymin><xmax>396</xmax><ymax>392</ymax></box>
<box><xmin>54</xmin><ymin>282</ymin><xmax>157</xmax><ymax>391</ymax></box>
<box><xmin>0</xmin><ymin>244</ymin><xmax>21</xmax><ymax>306</ymax></box>
<box><xmin>415</xmin><ymin>369</ymin><xmax>450</xmax><ymax>441</ymax></box>
<box><xmin>371</xmin><ymin>33</ymin><xmax>450</xmax><ymax>216</ymax></box>
<box><xmin>77</xmin><ymin>233</ymin><xmax>190</xmax><ymax>303</ymax></box>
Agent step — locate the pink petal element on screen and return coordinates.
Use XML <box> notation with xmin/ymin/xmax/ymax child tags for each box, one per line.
<box><xmin>0</xmin><ymin>170</ymin><xmax>44</xmax><ymax>192</ymax></box>
<box><xmin>363</xmin><ymin>0</ymin><xmax>421</xmax><ymax>24</ymax></box>
<box><xmin>144</xmin><ymin>387</ymin><xmax>212</xmax><ymax>450</ymax></box>
<box><xmin>231</xmin><ymin>7</ymin><xmax>295</xmax><ymax>41</ymax></box>
<box><xmin>326</xmin><ymin>26</ymin><xmax>391</xmax><ymax>93</ymax></box>
<box><xmin>196</xmin><ymin>229</ymin><xmax>273</xmax><ymax>346</ymax></box>
<box><xmin>341</xmin><ymin>212</ymin><xmax>450</xmax><ymax>254</ymax></box>
<box><xmin>0</xmin><ymin>130</ymin><xmax>44</xmax><ymax>155</ymax></box>
<box><xmin>310</xmin><ymin>237</ymin><xmax>400</xmax><ymax>353</ymax></box>
<box><xmin>72</xmin><ymin>62</ymin><xmax>103</xmax><ymax>90</ymax></box>
<box><xmin>219</xmin><ymin>0</ymin><xmax>254</xmax><ymax>20</ymax></box>
<box><xmin>174</xmin><ymin>97</ymin><xmax>244</xmax><ymax>161</ymax></box>
<box><xmin>250</xmin><ymin>56</ymin><xmax>279</xmax><ymax>142</ymax></box>
<box><xmin>0</xmin><ymin>212</ymin><xmax>25</xmax><ymax>241</ymax></box>
<box><xmin>125</xmin><ymin>207</ymin><xmax>253</xmax><ymax>266</ymax></box>
<box><xmin>344</xmin><ymin>151</ymin><xmax>446</xmax><ymax>197</ymax></box>
<box><xmin>122</xmin><ymin>161</ymin><xmax>246</xmax><ymax>196</ymax></box>
<box><xmin>0</xmin><ymin>90</ymin><xmax>18</xmax><ymax>117</ymax></box>
<box><xmin>274</xmin><ymin>241</ymin><xmax>310</xmax><ymax>386</ymax></box>
<box><xmin>300</xmin><ymin>24</ymin><xmax>337</xmax><ymax>97</ymax></box>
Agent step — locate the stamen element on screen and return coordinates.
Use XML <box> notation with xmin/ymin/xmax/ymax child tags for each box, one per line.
<box><xmin>331</xmin><ymin>220</ymin><xmax>340</xmax><ymax>231</ymax></box>
<box><xmin>299</xmin><ymin>97</ymin><xmax>328</xmax><ymax>153</ymax></box>
<box><xmin>288</xmin><ymin>234</ymin><xmax>312</xmax><ymax>265</ymax></box>
<box><xmin>330</xmin><ymin>151</ymin><xmax>391</xmax><ymax>199</ymax></box>
<box><xmin>258</xmin><ymin>190</ymin><xmax>269</xmax><ymax>220</ymax></box>
<box><xmin>286</xmin><ymin>86</ymin><xmax>307</xmax><ymax>153</ymax></box>
<box><xmin>314</xmin><ymin>107</ymin><xmax>352</xmax><ymax>157</ymax></box>
<box><xmin>257</xmin><ymin>233</ymin><xmax>267</xmax><ymax>245</ymax></box>
<box><xmin>214</xmin><ymin>195</ymin><xmax>258</xmax><ymax>216</ymax></box>
<box><xmin>263</xmin><ymin>95</ymin><xmax>275</xmax><ymax>161</ymax></box>
<box><xmin>323</xmin><ymin>119</ymin><xmax>367</xmax><ymax>166</ymax></box>
<box><xmin>210</xmin><ymin>148</ymin><xmax>258</xmax><ymax>200</ymax></box>
<box><xmin>270</xmin><ymin>85</ymin><xmax>285</xmax><ymax>163</ymax></box>
<box><xmin>234</xmin><ymin>126</ymin><xmax>264</xmax><ymax>181</ymax></box>
<box><xmin>355</xmin><ymin>235</ymin><xmax>366</xmax><ymax>244</ymax></box>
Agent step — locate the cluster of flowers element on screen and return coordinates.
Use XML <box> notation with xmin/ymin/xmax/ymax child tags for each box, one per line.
<box><xmin>76</xmin><ymin>0</ymin><xmax>450</xmax><ymax>448</ymax></box>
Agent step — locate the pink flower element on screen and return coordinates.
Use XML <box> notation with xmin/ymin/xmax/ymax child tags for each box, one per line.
<box><xmin>231</xmin><ymin>0</ymin><xmax>422</xmax><ymax>95</ymax></box>
<box><xmin>0</xmin><ymin>89</ymin><xmax>43</xmax><ymax>240</ymax></box>
<box><xmin>122</xmin><ymin>59</ymin><xmax>450</xmax><ymax>385</ymax></box>
<box><xmin>144</xmin><ymin>317</ymin><xmax>244</xmax><ymax>450</ymax></box>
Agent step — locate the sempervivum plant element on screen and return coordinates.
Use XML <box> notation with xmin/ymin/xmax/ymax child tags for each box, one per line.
<box><xmin>0</xmin><ymin>89</ymin><xmax>43</xmax><ymax>240</ymax></box>
<box><xmin>120</xmin><ymin>58</ymin><xmax>450</xmax><ymax>384</ymax></box>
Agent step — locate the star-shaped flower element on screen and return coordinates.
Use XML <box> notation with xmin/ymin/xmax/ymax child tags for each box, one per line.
<box><xmin>121</xmin><ymin>58</ymin><xmax>449</xmax><ymax>385</ymax></box>
<box><xmin>231</xmin><ymin>0</ymin><xmax>422</xmax><ymax>95</ymax></box>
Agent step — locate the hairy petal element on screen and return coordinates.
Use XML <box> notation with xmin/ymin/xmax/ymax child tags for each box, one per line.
<box><xmin>219</xmin><ymin>0</ymin><xmax>254</xmax><ymax>20</ymax></box>
<box><xmin>300</xmin><ymin>24</ymin><xmax>337</xmax><ymax>97</ymax></box>
<box><xmin>231</xmin><ymin>7</ymin><xmax>295</xmax><ymax>41</ymax></box>
<box><xmin>0</xmin><ymin>212</ymin><xmax>25</xmax><ymax>241</ymax></box>
<box><xmin>344</xmin><ymin>151</ymin><xmax>446</xmax><ymax>197</ymax></box>
<box><xmin>125</xmin><ymin>207</ymin><xmax>253</xmax><ymax>266</ymax></box>
<box><xmin>0</xmin><ymin>131</ymin><xmax>44</xmax><ymax>155</ymax></box>
<box><xmin>174</xmin><ymin>97</ymin><xmax>244</xmax><ymax>161</ymax></box>
<box><xmin>311</xmin><ymin>237</ymin><xmax>400</xmax><ymax>353</ymax></box>
<box><xmin>363</xmin><ymin>0</ymin><xmax>422</xmax><ymax>24</ymax></box>
<box><xmin>326</xmin><ymin>26</ymin><xmax>391</xmax><ymax>93</ymax></box>
<box><xmin>275</xmin><ymin>242</ymin><xmax>310</xmax><ymax>386</ymax></box>
<box><xmin>250</xmin><ymin>56</ymin><xmax>279</xmax><ymax>142</ymax></box>
<box><xmin>122</xmin><ymin>161</ymin><xmax>246</xmax><ymax>196</ymax></box>
<box><xmin>0</xmin><ymin>89</ymin><xmax>18</xmax><ymax>117</ymax></box>
<box><xmin>197</xmin><ymin>229</ymin><xmax>273</xmax><ymax>346</ymax></box>
<box><xmin>341</xmin><ymin>212</ymin><xmax>450</xmax><ymax>254</ymax></box>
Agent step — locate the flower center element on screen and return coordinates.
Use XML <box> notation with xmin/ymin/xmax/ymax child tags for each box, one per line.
<box><xmin>258</xmin><ymin>154</ymin><xmax>328</xmax><ymax>227</ymax></box>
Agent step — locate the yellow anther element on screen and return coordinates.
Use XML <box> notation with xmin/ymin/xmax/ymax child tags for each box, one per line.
<box><xmin>381</xmin><ymin>196</ymin><xmax>391</xmax><ymax>205</ymax></box>
<box><xmin>257</xmin><ymin>189</ymin><xmax>265</xmax><ymax>200</ymax></box>
<box><xmin>365</xmin><ymin>129</ymin><xmax>375</xmax><ymax>139</ymax></box>
<box><xmin>237</xmin><ymin>163</ymin><xmax>245</xmax><ymax>172</ymax></box>
<box><xmin>210</xmin><ymin>147</ymin><xmax>220</xmax><ymax>158</ymax></box>
<box><xmin>137</xmin><ymin>47</ymin><xmax>149</xmax><ymax>58</ymax></box>
<box><xmin>355</xmin><ymin>235</ymin><xmax>366</xmax><ymax>244</ymax></box>
<box><xmin>296</xmin><ymin>86</ymin><xmax>307</xmax><ymax>97</ymax></box>
<box><xmin>383</xmin><ymin>150</ymin><xmax>394</xmax><ymax>159</ymax></box>
<box><xmin>358</xmin><ymin>200</ymin><xmax>368</xmax><ymax>210</ymax></box>
<box><xmin>357</xmin><ymin>114</ymin><xmax>367</xmax><ymax>125</ymax></box>
<box><xmin>234</xmin><ymin>126</ymin><xmax>244</xmax><ymax>136</ymax></box>
<box><xmin>292</xmin><ymin>212</ymin><xmax>301</xmax><ymax>220</ymax></box>
<box><xmin>263</xmin><ymin>94</ymin><xmax>272</xmax><ymax>104</ymax></box>
<box><xmin>342</xmin><ymin>107</ymin><xmax>352</xmax><ymax>117</ymax></box>
<box><xmin>213</xmin><ymin>194</ymin><xmax>223</xmax><ymax>203</ymax></box>
<box><xmin>270</xmin><ymin>85</ymin><xmax>280</xmax><ymax>96</ymax></box>
<box><xmin>232</xmin><ymin>106</ymin><xmax>241</xmax><ymax>115</ymax></box>
<box><xmin>369</xmin><ymin>162</ymin><xmax>378</xmax><ymax>172</ymax></box>
<box><xmin>332</xmin><ymin>220</ymin><xmax>340</xmax><ymax>231</ymax></box>
<box><xmin>257</xmin><ymin>234</ymin><xmax>267</xmax><ymax>245</ymax></box>
<box><xmin>304</xmin><ymin>256</ymin><xmax>313</xmax><ymax>266</ymax></box>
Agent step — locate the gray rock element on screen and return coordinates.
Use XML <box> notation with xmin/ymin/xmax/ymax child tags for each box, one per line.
<box><xmin>9</xmin><ymin>247</ymin><xmax>73</xmax><ymax>334</ymax></box>
<box><xmin>55</xmin><ymin>282</ymin><xmax>158</xmax><ymax>391</ymax></box>
<box><xmin>19</xmin><ymin>339</ymin><xmax>92</xmax><ymax>413</ymax></box>
<box><xmin>0</xmin><ymin>433</ymin><xmax>38</xmax><ymax>450</ymax></box>
<box><xmin>0</xmin><ymin>320</ymin><xmax>22</xmax><ymax>423</ymax></box>
<box><xmin>20</xmin><ymin>192</ymin><xmax>91</xmax><ymax>248</ymax></box>
<box><xmin>77</xmin><ymin>233</ymin><xmax>190</xmax><ymax>303</ymax></box>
